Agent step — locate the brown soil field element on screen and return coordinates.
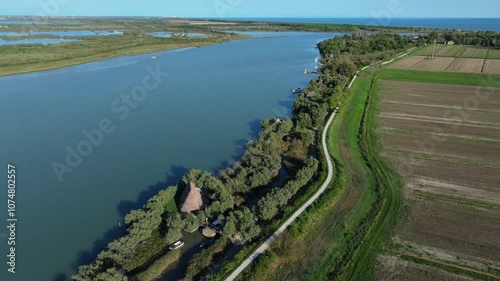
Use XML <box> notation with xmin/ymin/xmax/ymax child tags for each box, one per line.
<box><xmin>461</xmin><ymin>46</ymin><xmax>488</xmax><ymax>59</ymax></box>
<box><xmin>406</xmin><ymin>177</ymin><xmax>500</xmax><ymax>206</ymax></box>
<box><xmin>399</xmin><ymin>196</ymin><xmax>500</xmax><ymax>264</ymax></box>
<box><xmin>378</xmin><ymin>101</ymin><xmax>500</xmax><ymax>124</ymax></box>
<box><xmin>377</xmin><ymin>79</ymin><xmax>500</xmax><ymax>280</ymax></box>
<box><xmin>407</xmin><ymin>178</ymin><xmax>500</xmax><ymax>206</ymax></box>
<box><xmin>380</xmin><ymin>80</ymin><xmax>500</xmax><ymax>104</ymax></box>
<box><xmin>446</xmin><ymin>58</ymin><xmax>485</xmax><ymax>73</ymax></box>
<box><xmin>379</xmin><ymin>131</ymin><xmax>500</xmax><ymax>167</ymax></box>
<box><xmin>388</xmin><ymin>55</ymin><xmax>500</xmax><ymax>74</ymax></box>
<box><xmin>392</xmin><ymin>156</ymin><xmax>500</xmax><ymax>193</ymax></box>
<box><xmin>376</xmin><ymin>255</ymin><xmax>480</xmax><ymax>281</ymax></box>
<box><xmin>410</xmin><ymin>57</ymin><xmax>456</xmax><ymax>71</ymax></box>
<box><xmin>483</xmin><ymin>59</ymin><xmax>500</xmax><ymax>74</ymax></box>
<box><xmin>387</xmin><ymin>56</ymin><xmax>426</xmax><ymax>69</ymax></box>
<box><xmin>380</xmin><ymin>115</ymin><xmax>500</xmax><ymax>142</ymax></box>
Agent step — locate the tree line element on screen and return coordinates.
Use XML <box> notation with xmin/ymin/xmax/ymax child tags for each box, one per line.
<box><xmin>72</xmin><ymin>32</ymin><xmax>418</xmax><ymax>281</ymax></box>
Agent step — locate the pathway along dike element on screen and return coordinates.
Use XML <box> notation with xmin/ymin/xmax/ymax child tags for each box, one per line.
<box><xmin>223</xmin><ymin>48</ymin><xmax>417</xmax><ymax>281</ymax></box>
<box><xmin>224</xmin><ymin>107</ymin><xmax>338</xmax><ymax>281</ymax></box>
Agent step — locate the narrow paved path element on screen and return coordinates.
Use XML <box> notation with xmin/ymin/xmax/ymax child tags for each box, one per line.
<box><xmin>223</xmin><ymin>46</ymin><xmax>417</xmax><ymax>281</ymax></box>
<box><xmin>224</xmin><ymin>106</ymin><xmax>339</xmax><ymax>281</ymax></box>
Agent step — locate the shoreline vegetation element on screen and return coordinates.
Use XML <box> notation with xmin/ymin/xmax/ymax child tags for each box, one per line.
<box><xmin>233</xmin><ymin>34</ymin><xmax>499</xmax><ymax>281</ymax></box>
<box><xmin>4</xmin><ymin>16</ymin><xmax>496</xmax><ymax>77</ymax></box>
<box><xmin>4</xmin><ymin>17</ymin><xmax>497</xmax><ymax>281</ymax></box>
<box><xmin>71</xmin><ymin>29</ymin><xmax>421</xmax><ymax>281</ymax></box>
<box><xmin>0</xmin><ymin>32</ymin><xmax>250</xmax><ymax>77</ymax></box>
<box><xmin>230</xmin><ymin>36</ymin><xmax>419</xmax><ymax>281</ymax></box>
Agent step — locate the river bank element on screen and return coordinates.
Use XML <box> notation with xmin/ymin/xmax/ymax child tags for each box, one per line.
<box><xmin>0</xmin><ymin>33</ymin><xmax>249</xmax><ymax>77</ymax></box>
<box><xmin>0</xmin><ymin>31</ymin><xmax>336</xmax><ymax>281</ymax></box>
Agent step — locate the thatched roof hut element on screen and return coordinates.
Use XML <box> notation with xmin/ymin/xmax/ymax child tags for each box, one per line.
<box><xmin>180</xmin><ymin>181</ymin><xmax>203</xmax><ymax>214</ymax></box>
<box><xmin>201</xmin><ymin>226</ymin><xmax>217</xmax><ymax>238</ymax></box>
<box><xmin>306</xmin><ymin>91</ymin><xmax>317</xmax><ymax>98</ymax></box>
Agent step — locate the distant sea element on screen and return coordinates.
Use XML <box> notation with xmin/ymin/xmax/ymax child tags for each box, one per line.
<box><xmin>214</xmin><ymin>18</ymin><xmax>500</xmax><ymax>32</ymax></box>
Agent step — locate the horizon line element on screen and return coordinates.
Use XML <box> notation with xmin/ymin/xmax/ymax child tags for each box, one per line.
<box><xmin>1</xmin><ymin>15</ymin><xmax>499</xmax><ymax>19</ymax></box>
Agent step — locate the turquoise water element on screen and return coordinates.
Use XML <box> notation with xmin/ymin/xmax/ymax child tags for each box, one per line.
<box><xmin>0</xmin><ymin>20</ymin><xmax>80</xmax><ymax>25</ymax></box>
<box><xmin>0</xmin><ymin>32</ymin><xmax>339</xmax><ymax>281</ymax></box>
<box><xmin>0</xmin><ymin>30</ymin><xmax>123</xmax><ymax>37</ymax></box>
<box><xmin>219</xmin><ymin>17</ymin><xmax>500</xmax><ymax>32</ymax></box>
<box><xmin>0</xmin><ymin>32</ymin><xmax>30</xmax><ymax>37</ymax></box>
<box><xmin>0</xmin><ymin>38</ymin><xmax>80</xmax><ymax>45</ymax></box>
<box><xmin>31</xmin><ymin>30</ymin><xmax>123</xmax><ymax>36</ymax></box>
<box><xmin>150</xmin><ymin>31</ymin><xmax>172</xmax><ymax>38</ymax></box>
<box><xmin>149</xmin><ymin>32</ymin><xmax>209</xmax><ymax>38</ymax></box>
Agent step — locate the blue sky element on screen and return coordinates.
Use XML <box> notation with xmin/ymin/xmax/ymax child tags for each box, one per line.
<box><xmin>1</xmin><ymin>0</ymin><xmax>499</xmax><ymax>18</ymax></box>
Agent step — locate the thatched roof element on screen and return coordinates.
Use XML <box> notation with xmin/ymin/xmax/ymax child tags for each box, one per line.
<box><xmin>202</xmin><ymin>226</ymin><xmax>217</xmax><ymax>238</ymax></box>
<box><xmin>306</xmin><ymin>91</ymin><xmax>317</xmax><ymax>98</ymax></box>
<box><xmin>180</xmin><ymin>181</ymin><xmax>203</xmax><ymax>214</ymax></box>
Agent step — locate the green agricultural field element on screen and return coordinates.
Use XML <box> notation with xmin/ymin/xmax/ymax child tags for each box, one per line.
<box><xmin>413</xmin><ymin>44</ymin><xmax>445</xmax><ymax>56</ymax></box>
<box><xmin>460</xmin><ymin>46</ymin><xmax>489</xmax><ymax>58</ymax></box>
<box><xmin>487</xmin><ymin>49</ymin><xmax>500</xmax><ymax>59</ymax></box>
<box><xmin>413</xmin><ymin>45</ymin><xmax>469</xmax><ymax>58</ymax></box>
<box><xmin>435</xmin><ymin>45</ymin><xmax>466</xmax><ymax>57</ymax></box>
<box><xmin>378</xmin><ymin>69</ymin><xmax>500</xmax><ymax>87</ymax></box>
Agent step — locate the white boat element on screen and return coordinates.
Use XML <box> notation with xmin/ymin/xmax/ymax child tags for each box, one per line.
<box><xmin>315</xmin><ymin>57</ymin><xmax>319</xmax><ymax>63</ymax></box>
<box><xmin>168</xmin><ymin>239</ymin><xmax>184</xmax><ymax>250</ymax></box>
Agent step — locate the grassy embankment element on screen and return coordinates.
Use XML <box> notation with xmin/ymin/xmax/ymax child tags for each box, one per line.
<box><xmin>234</xmin><ymin>68</ymin><xmax>399</xmax><ymax>281</ymax></box>
<box><xmin>226</xmin><ymin>67</ymin><xmax>500</xmax><ymax>281</ymax></box>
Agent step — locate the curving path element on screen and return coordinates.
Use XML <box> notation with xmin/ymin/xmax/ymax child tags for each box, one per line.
<box><xmin>223</xmin><ymin>47</ymin><xmax>417</xmax><ymax>280</ymax></box>
<box><xmin>224</xmin><ymin>105</ymin><xmax>340</xmax><ymax>281</ymax></box>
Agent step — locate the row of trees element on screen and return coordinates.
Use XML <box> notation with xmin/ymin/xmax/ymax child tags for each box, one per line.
<box><xmin>220</xmin><ymin>118</ymin><xmax>293</xmax><ymax>194</ymax></box>
<box><xmin>294</xmin><ymin>33</ymin><xmax>418</xmax><ymax>129</ymax></box>
<box><xmin>73</xmin><ymin>187</ymin><xmax>178</xmax><ymax>281</ymax></box>
<box><xmin>257</xmin><ymin>157</ymin><xmax>319</xmax><ymax>220</ymax></box>
<box><xmin>317</xmin><ymin>33</ymin><xmax>415</xmax><ymax>57</ymax></box>
<box><xmin>73</xmin><ymin>33</ymin><xmax>421</xmax><ymax>281</ymax></box>
<box><xmin>72</xmin><ymin>117</ymin><xmax>295</xmax><ymax>280</ymax></box>
<box><xmin>428</xmin><ymin>30</ymin><xmax>500</xmax><ymax>46</ymax></box>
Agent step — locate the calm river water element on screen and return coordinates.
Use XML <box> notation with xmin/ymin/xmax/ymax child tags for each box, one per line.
<box><xmin>0</xmin><ymin>31</ymin><xmax>340</xmax><ymax>281</ymax></box>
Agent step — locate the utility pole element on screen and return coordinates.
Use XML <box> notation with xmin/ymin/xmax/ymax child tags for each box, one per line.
<box><xmin>432</xmin><ymin>39</ymin><xmax>437</xmax><ymax>59</ymax></box>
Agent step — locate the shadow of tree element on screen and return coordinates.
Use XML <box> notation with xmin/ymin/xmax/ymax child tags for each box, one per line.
<box><xmin>52</xmin><ymin>165</ymin><xmax>189</xmax><ymax>281</ymax></box>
